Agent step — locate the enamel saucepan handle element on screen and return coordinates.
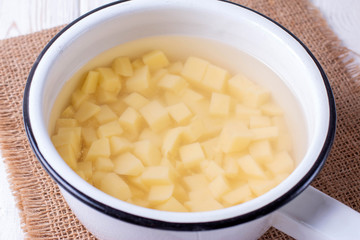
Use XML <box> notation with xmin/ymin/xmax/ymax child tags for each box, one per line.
<box><xmin>272</xmin><ymin>186</ymin><xmax>360</xmax><ymax>240</ymax></box>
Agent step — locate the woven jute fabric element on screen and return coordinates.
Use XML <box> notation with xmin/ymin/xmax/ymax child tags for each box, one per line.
<box><xmin>0</xmin><ymin>0</ymin><xmax>359</xmax><ymax>239</ymax></box>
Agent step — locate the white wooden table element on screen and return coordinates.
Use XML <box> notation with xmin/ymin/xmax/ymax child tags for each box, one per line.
<box><xmin>0</xmin><ymin>1</ymin><xmax>359</xmax><ymax>239</ymax></box>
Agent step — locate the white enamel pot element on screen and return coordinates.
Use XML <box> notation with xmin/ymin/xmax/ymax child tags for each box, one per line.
<box><xmin>23</xmin><ymin>0</ymin><xmax>360</xmax><ymax>239</ymax></box>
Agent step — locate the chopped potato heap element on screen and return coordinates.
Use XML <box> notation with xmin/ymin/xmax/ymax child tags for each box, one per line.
<box><xmin>51</xmin><ymin>50</ymin><xmax>294</xmax><ymax>212</ymax></box>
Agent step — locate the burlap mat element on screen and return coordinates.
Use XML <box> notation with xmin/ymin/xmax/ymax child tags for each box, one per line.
<box><xmin>0</xmin><ymin>0</ymin><xmax>359</xmax><ymax>239</ymax></box>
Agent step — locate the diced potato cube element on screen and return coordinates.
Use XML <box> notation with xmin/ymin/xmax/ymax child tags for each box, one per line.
<box><xmin>228</xmin><ymin>74</ymin><xmax>255</xmax><ymax>101</ymax></box>
<box><xmin>94</xmin><ymin>157</ymin><xmax>114</xmax><ymax>172</ymax></box>
<box><xmin>132</xmin><ymin>58</ymin><xmax>145</xmax><ymax>70</ymax></box>
<box><xmin>139</xmin><ymin>100</ymin><xmax>171</xmax><ymax>132</ymax></box>
<box><xmin>261</xmin><ymin>102</ymin><xmax>283</xmax><ymax>116</ymax></box>
<box><xmin>201</xmin><ymin>137</ymin><xmax>219</xmax><ymax>160</ymax></box>
<box><xmin>71</xmin><ymin>89</ymin><xmax>89</xmax><ymax>110</ymax></box>
<box><xmin>52</xmin><ymin>131</ymin><xmax>80</xmax><ymax>156</ymax></box>
<box><xmin>95</xmin><ymin>105</ymin><xmax>118</xmax><ymax>124</ymax></box>
<box><xmin>74</xmin><ymin>101</ymin><xmax>101</xmax><ymax>123</ymax></box>
<box><xmin>202</xmin><ymin>161</ymin><xmax>224</xmax><ymax>181</ymax></box>
<box><xmin>112</xmin><ymin>56</ymin><xmax>133</xmax><ymax>77</ymax></box>
<box><xmin>188</xmin><ymin>188</ymin><xmax>213</xmax><ymax>202</ymax></box>
<box><xmin>185</xmin><ymin>99</ymin><xmax>209</xmax><ymax>119</ymax></box>
<box><xmin>92</xmin><ymin>171</ymin><xmax>107</xmax><ymax>188</ymax></box>
<box><xmin>148</xmin><ymin>185</ymin><xmax>174</xmax><ymax>205</ymax></box>
<box><xmin>55</xmin><ymin>118</ymin><xmax>78</xmax><ymax>132</ymax></box>
<box><xmin>142</xmin><ymin>50</ymin><xmax>169</xmax><ymax>71</ymax></box>
<box><xmin>97</xmin><ymin>120</ymin><xmax>123</xmax><ymax>138</ymax></box>
<box><xmin>235</xmin><ymin>104</ymin><xmax>261</xmax><ymax>120</ymax></box>
<box><xmin>82</xmin><ymin>127</ymin><xmax>98</xmax><ymax>147</ymax></box>
<box><xmin>208</xmin><ymin>175</ymin><xmax>230</xmax><ymax>199</ymax></box>
<box><xmin>110</xmin><ymin>136</ymin><xmax>133</xmax><ymax>156</ymax></box>
<box><xmin>181</xmin><ymin>88</ymin><xmax>204</xmax><ymax>105</ymax></box>
<box><xmin>163</xmin><ymin>91</ymin><xmax>181</xmax><ymax>106</ymax></box>
<box><xmin>113</xmin><ymin>152</ymin><xmax>145</xmax><ymax>176</ymax></box>
<box><xmin>126</xmin><ymin>175</ymin><xmax>149</xmax><ymax>192</ymax></box>
<box><xmin>108</xmin><ymin>99</ymin><xmax>127</xmax><ymax>116</ymax></box>
<box><xmin>179</xmin><ymin>142</ymin><xmax>205</xmax><ymax>168</ymax></box>
<box><xmin>119</xmin><ymin>107</ymin><xmax>143</xmax><ymax>138</ymax></box>
<box><xmin>243</xmin><ymin>86</ymin><xmax>270</xmax><ymax>108</ymax></box>
<box><xmin>61</xmin><ymin>106</ymin><xmax>75</xmax><ymax>118</ymax></box>
<box><xmin>78</xmin><ymin>161</ymin><xmax>92</xmax><ymax>180</ymax></box>
<box><xmin>173</xmin><ymin>184</ymin><xmax>188</xmax><ymax>203</ymax></box>
<box><xmin>182</xmin><ymin>174</ymin><xmax>209</xmax><ymax>191</ymax></box>
<box><xmin>182</xmin><ymin>117</ymin><xmax>205</xmax><ymax>143</ymax></box>
<box><xmin>126</xmin><ymin>65</ymin><xmax>151</xmax><ymax>95</ymax></box>
<box><xmin>238</xmin><ymin>155</ymin><xmax>267</xmax><ymax>179</ymax></box>
<box><xmin>97</xmin><ymin>67</ymin><xmax>122</xmax><ymax>94</ymax></box>
<box><xmin>184</xmin><ymin>197</ymin><xmax>223</xmax><ymax>212</ymax></box>
<box><xmin>161</xmin><ymin>127</ymin><xmax>184</xmax><ymax>159</ymax></box>
<box><xmin>266</xmin><ymin>151</ymin><xmax>294</xmax><ymax>175</ymax></box>
<box><xmin>57</xmin><ymin>127</ymin><xmax>81</xmax><ymax>142</ymax></box>
<box><xmin>251</xmin><ymin>126</ymin><xmax>279</xmax><ymax>140</ymax></box>
<box><xmin>223</xmin><ymin>156</ymin><xmax>239</xmax><ymax>178</ymax></box>
<box><xmin>96</xmin><ymin>88</ymin><xmax>118</xmax><ymax>104</ymax></box>
<box><xmin>81</xmin><ymin>71</ymin><xmax>99</xmax><ymax>94</ymax></box>
<box><xmin>123</xmin><ymin>92</ymin><xmax>149</xmax><ymax>110</ymax></box>
<box><xmin>100</xmin><ymin>173</ymin><xmax>131</xmax><ymax>200</ymax></box>
<box><xmin>222</xmin><ymin>184</ymin><xmax>252</xmax><ymax>205</ymax></box>
<box><xmin>56</xmin><ymin>144</ymin><xmax>77</xmax><ymax>170</ymax></box>
<box><xmin>248</xmin><ymin>179</ymin><xmax>275</xmax><ymax>197</ymax></box>
<box><xmin>158</xmin><ymin>74</ymin><xmax>187</xmax><ymax>93</ymax></box>
<box><xmin>167</xmin><ymin>61</ymin><xmax>183</xmax><ymax>74</ymax></box>
<box><xmin>138</xmin><ymin>128</ymin><xmax>163</xmax><ymax>148</ymax></box>
<box><xmin>249</xmin><ymin>116</ymin><xmax>271</xmax><ymax>129</ymax></box>
<box><xmin>141</xmin><ymin>166</ymin><xmax>172</xmax><ymax>185</ymax></box>
<box><xmin>249</xmin><ymin>140</ymin><xmax>273</xmax><ymax>163</ymax></box>
<box><xmin>202</xmin><ymin>64</ymin><xmax>229</xmax><ymax>93</ymax></box>
<box><xmin>156</xmin><ymin>197</ymin><xmax>188</xmax><ymax>212</ymax></box>
<box><xmin>85</xmin><ymin>138</ymin><xmax>110</xmax><ymax>161</ymax></box>
<box><xmin>133</xmin><ymin>140</ymin><xmax>161</xmax><ymax>166</ymax></box>
<box><xmin>167</xmin><ymin>103</ymin><xmax>193</xmax><ymax>125</ymax></box>
<box><xmin>181</xmin><ymin>57</ymin><xmax>209</xmax><ymax>86</ymax></box>
<box><xmin>218</xmin><ymin>121</ymin><xmax>252</xmax><ymax>153</ymax></box>
<box><xmin>209</xmin><ymin>93</ymin><xmax>231</xmax><ymax>117</ymax></box>
<box><xmin>151</xmin><ymin>68</ymin><xmax>168</xmax><ymax>85</ymax></box>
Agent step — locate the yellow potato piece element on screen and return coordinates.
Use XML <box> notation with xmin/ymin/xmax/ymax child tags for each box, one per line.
<box><xmin>209</xmin><ymin>92</ymin><xmax>231</xmax><ymax>117</ymax></box>
<box><xmin>85</xmin><ymin>138</ymin><xmax>110</xmax><ymax>161</ymax></box>
<box><xmin>179</xmin><ymin>142</ymin><xmax>205</xmax><ymax>169</ymax></box>
<box><xmin>100</xmin><ymin>173</ymin><xmax>131</xmax><ymax>201</ymax></box>
<box><xmin>126</xmin><ymin>65</ymin><xmax>151</xmax><ymax>96</ymax></box>
<box><xmin>123</xmin><ymin>92</ymin><xmax>149</xmax><ymax>110</ymax></box>
<box><xmin>133</xmin><ymin>140</ymin><xmax>161</xmax><ymax>166</ymax></box>
<box><xmin>113</xmin><ymin>152</ymin><xmax>145</xmax><ymax>176</ymax></box>
<box><xmin>139</xmin><ymin>100</ymin><xmax>171</xmax><ymax>132</ymax></box>
<box><xmin>202</xmin><ymin>64</ymin><xmax>229</xmax><ymax>93</ymax></box>
<box><xmin>141</xmin><ymin>166</ymin><xmax>172</xmax><ymax>186</ymax></box>
<box><xmin>112</xmin><ymin>56</ymin><xmax>133</xmax><ymax>77</ymax></box>
<box><xmin>167</xmin><ymin>103</ymin><xmax>192</xmax><ymax>125</ymax></box>
<box><xmin>81</xmin><ymin>70</ymin><xmax>99</xmax><ymax>94</ymax></box>
<box><xmin>109</xmin><ymin>136</ymin><xmax>133</xmax><ymax>156</ymax></box>
<box><xmin>97</xmin><ymin>67</ymin><xmax>122</xmax><ymax>94</ymax></box>
<box><xmin>142</xmin><ymin>50</ymin><xmax>169</xmax><ymax>71</ymax></box>
<box><xmin>74</xmin><ymin>101</ymin><xmax>101</xmax><ymax>123</ymax></box>
<box><xmin>148</xmin><ymin>185</ymin><xmax>174</xmax><ymax>205</ymax></box>
<box><xmin>181</xmin><ymin>56</ymin><xmax>209</xmax><ymax>87</ymax></box>
<box><xmin>156</xmin><ymin>197</ymin><xmax>188</xmax><ymax>212</ymax></box>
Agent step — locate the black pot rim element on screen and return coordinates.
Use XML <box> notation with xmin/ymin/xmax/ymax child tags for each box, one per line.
<box><xmin>23</xmin><ymin>0</ymin><xmax>336</xmax><ymax>232</ymax></box>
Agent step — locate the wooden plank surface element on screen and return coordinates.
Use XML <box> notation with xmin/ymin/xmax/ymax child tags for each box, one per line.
<box><xmin>0</xmin><ymin>0</ymin><xmax>359</xmax><ymax>239</ymax></box>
